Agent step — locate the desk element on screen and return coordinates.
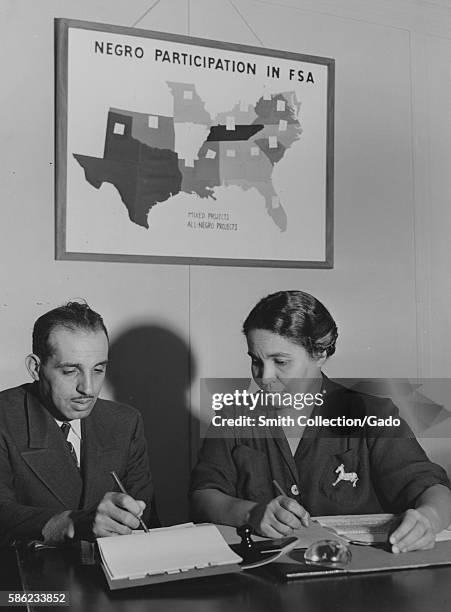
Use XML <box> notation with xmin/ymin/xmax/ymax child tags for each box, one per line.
<box><xmin>2</xmin><ymin>543</ymin><xmax>450</xmax><ymax>612</ymax></box>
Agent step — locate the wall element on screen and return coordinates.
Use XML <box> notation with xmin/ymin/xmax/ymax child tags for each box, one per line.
<box><xmin>1</xmin><ymin>0</ymin><xmax>451</xmax><ymax>523</ymax></box>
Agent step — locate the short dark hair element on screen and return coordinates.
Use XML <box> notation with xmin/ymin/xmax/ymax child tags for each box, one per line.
<box><xmin>32</xmin><ymin>301</ymin><xmax>109</xmax><ymax>362</ymax></box>
<box><xmin>243</xmin><ymin>290</ymin><xmax>338</xmax><ymax>359</ymax></box>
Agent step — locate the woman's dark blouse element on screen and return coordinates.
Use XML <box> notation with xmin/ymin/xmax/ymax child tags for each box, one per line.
<box><xmin>190</xmin><ymin>378</ymin><xmax>450</xmax><ymax>515</ymax></box>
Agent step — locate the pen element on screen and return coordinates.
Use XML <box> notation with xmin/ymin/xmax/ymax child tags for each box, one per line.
<box><xmin>110</xmin><ymin>470</ymin><xmax>150</xmax><ymax>533</ymax></box>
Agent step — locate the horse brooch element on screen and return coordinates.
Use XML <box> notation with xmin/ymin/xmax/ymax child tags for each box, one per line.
<box><xmin>332</xmin><ymin>463</ymin><xmax>359</xmax><ymax>488</ymax></box>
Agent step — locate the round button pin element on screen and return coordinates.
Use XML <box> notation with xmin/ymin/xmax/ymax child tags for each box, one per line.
<box><xmin>291</xmin><ymin>484</ymin><xmax>299</xmax><ymax>496</ymax></box>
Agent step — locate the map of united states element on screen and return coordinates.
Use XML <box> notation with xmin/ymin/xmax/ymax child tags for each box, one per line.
<box><xmin>74</xmin><ymin>82</ymin><xmax>302</xmax><ymax>231</ymax></box>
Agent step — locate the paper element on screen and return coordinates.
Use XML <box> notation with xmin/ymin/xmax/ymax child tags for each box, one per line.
<box><xmin>226</xmin><ymin>116</ymin><xmax>236</xmax><ymax>131</ymax></box>
<box><xmin>97</xmin><ymin>524</ymin><xmax>242</xmax><ymax>580</ymax></box>
<box><xmin>278</xmin><ymin>119</ymin><xmax>288</xmax><ymax>131</ymax></box>
<box><xmin>436</xmin><ymin>527</ymin><xmax>451</xmax><ymax>541</ymax></box>
<box><xmin>113</xmin><ymin>122</ymin><xmax>125</xmax><ymax>135</ymax></box>
<box><xmin>291</xmin><ymin>521</ymin><xmax>349</xmax><ymax>548</ymax></box>
<box><xmin>314</xmin><ymin>515</ymin><xmax>451</xmax><ymax>544</ymax></box>
<box><xmin>315</xmin><ymin>514</ymin><xmax>397</xmax><ymax>543</ymax></box>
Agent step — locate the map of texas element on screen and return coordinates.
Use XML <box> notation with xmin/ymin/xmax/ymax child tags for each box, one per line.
<box><xmin>74</xmin><ymin>83</ymin><xmax>302</xmax><ymax>231</ymax></box>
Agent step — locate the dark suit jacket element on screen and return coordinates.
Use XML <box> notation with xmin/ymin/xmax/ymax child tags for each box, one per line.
<box><xmin>0</xmin><ymin>384</ymin><xmax>159</xmax><ymax>545</ymax></box>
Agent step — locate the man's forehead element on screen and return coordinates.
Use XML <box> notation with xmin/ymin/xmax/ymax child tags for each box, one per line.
<box><xmin>47</xmin><ymin>326</ymin><xmax>108</xmax><ymax>360</ymax></box>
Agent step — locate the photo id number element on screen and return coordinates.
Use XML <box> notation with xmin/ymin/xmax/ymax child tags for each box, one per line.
<box><xmin>0</xmin><ymin>592</ymin><xmax>69</xmax><ymax>606</ymax></box>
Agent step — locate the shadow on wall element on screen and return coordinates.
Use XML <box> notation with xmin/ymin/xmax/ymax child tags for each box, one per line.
<box><xmin>106</xmin><ymin>325</ymin><xmax>196</xmax><ymax>526</ymax></box>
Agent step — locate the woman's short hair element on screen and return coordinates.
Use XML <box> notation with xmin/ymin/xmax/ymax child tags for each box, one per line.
<box><xmin>242</xmin><ymin>290</ymin><xmax>338</xmax><ymax>358</ymax></box>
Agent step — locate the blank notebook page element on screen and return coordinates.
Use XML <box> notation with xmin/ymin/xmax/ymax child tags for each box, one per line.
<box><xmin>97</xmin><ymin>524</ymin><xmax>242</xmax><ymax>579</ymax></box>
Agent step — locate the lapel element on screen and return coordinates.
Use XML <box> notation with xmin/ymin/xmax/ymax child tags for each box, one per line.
<box><xmin>20</xmin><ymin>388</ymin><xmax>83</xmax><ymax>509</ymax></box>
<box><xmin>264</xmin><ymin>417</ymin><xmax>300</xmax><ymax>485</ymax></box>
<box><xmin>80</xmin><ymin>404</ymin><xmax>121</xmax><ymax>508</ymax></box>
<box><xmin>273</xmin><ymin>435</ymin><xmax>300</xmax><ymax>485</ymax></box>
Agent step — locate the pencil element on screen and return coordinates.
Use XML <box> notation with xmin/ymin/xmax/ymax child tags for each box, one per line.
<box><xmin>110</xmin><ymin>470</ymin><xmax>150</xmax><ymax>533</ymax></box>
<box><xmin>272</xmin><ymin>479</ymin><xmax>287</xmax><ymax>497</ymax></box>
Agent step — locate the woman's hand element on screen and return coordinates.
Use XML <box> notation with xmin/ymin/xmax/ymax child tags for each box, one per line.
<box><xmin>248</xmin><ymin>495</ymin><xmax>310</xmax><ymax>537</ymax></box>
<box><xmin>389</xmin><ymin>507</ymin><xmax>439</xmax><ymax>553</ymax></box>
<box><xmin>389</xmin><ymin>485</ymin><xmax>451</xmax><ymax>553</ymax></box>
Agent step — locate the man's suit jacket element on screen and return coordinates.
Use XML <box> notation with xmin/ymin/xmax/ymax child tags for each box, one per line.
<box><xmin>0</xmin><ymin>383</ymin><xmax>158</xmax><ymax>545</ymax></box>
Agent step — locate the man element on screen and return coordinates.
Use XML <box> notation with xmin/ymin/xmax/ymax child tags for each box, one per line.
<box><xmin>0</xmin><ymin>301</ymin><xmax>159</xmax><ymax>546</ymax></box>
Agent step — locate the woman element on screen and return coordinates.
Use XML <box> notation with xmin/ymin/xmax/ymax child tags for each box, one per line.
<box><xmin>190</xmin><ymin>290</ymin><xmax>451</xmax><ymax>553</ymax></box>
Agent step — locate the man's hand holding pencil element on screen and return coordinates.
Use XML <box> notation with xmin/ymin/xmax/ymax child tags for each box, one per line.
<box><xmin>92</xmin><ymin>471</ymin><xmax>150</xmax><ymax>537</ymax></box>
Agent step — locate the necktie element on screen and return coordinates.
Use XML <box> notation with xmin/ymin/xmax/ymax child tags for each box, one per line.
<box><xmin>60</xmin><ymin>422</ymin><xmax>79</xmax><ymax>468</ymax></box>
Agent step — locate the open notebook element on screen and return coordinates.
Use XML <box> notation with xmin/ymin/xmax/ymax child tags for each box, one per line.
<box><xmin>97</xmin><ymin>524</ymin><xmax>242</xmax><ymax>589</ymax></box>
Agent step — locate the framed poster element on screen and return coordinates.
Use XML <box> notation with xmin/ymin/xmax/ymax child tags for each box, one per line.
<box><xmin>55</xmin><ymin>19</ymin><xmax>334</xmax><ymax>267</ymax></box>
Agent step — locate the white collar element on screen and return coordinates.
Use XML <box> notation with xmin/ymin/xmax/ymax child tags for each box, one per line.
<box><xmin>53</xmin><ymin>417</ymin><xmax>82</xmax><ymax>440</ymax></box>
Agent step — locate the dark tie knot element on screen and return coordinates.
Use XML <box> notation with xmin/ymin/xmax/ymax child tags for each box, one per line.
<box><xmin>60</xmin><ymin>422</ymin><xmax>71</xmax><ymax>439</ymax></box>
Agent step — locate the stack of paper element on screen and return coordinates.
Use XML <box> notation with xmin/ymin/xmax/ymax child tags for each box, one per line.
<box><xmin>97</xmin><ymin>524</ymin><xmax>242</xmax><ymax>589</ymax></box>
<box><xmin>314</xmin><ymin>514</ymin><xmax>451</xmax><ymax>544</ymax></box>
<box><xmin>314</xmin><ymin>514</ymin><xmax>397</xmax><ymax>543</ymax></box>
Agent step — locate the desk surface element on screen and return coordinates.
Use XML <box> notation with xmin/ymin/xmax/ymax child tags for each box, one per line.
<box><xmin>2</xmin><ymin>543</ymin><xmax>450</xmax><ymax>612</ymax></box>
